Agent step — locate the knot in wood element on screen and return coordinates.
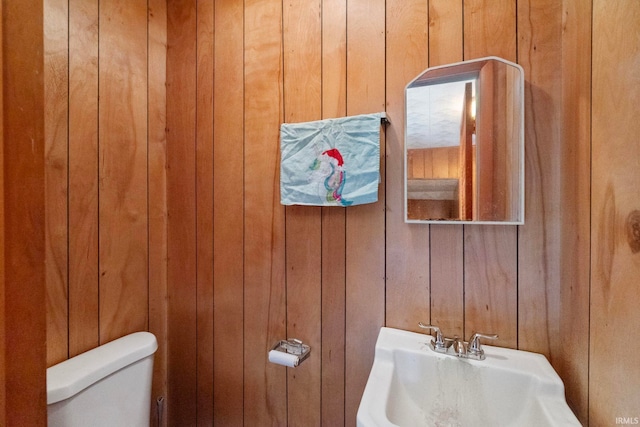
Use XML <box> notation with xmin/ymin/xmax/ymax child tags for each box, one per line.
<box><xmin>626</xmin><ymin>210</ymin><xmax>640</xmax><ymax>254</ymax></box>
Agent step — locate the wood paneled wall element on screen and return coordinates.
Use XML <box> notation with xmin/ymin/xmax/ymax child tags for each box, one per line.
<box><xmin>590</xmin><ymin>1</ymin><xmax>640</xmax><ymax>425</ymax></box>
<box><xmin>2</xmin><ymin>1</ymin><xmax>47</xmax><ymax>424</ymax></box>
<box><xmin>166</xmin><ymin>0</ymin><xmax>594</xmax><ymax>425</ymax></box>
<box><xmin>42</xmin><ymin>0</ymin><xmax>168</xmax><ymax>422</ymax></box>
<box><xmin>38</xmin><ymin>0</ymin><xmax>640</xmax><ymax>426</ymax></box>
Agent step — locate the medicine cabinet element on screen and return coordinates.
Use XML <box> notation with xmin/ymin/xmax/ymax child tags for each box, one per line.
<box><xmin>405</xmin><ymin>56</ymin><xmax>524</xmax><ymax>224</ymax></box>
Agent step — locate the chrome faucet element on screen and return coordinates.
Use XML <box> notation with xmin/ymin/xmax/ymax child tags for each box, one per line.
<box><xmin>418</xmin><ymin>323</ymin><xmax>451</xmax><ymax>352</ymax></box>
<box><xmin>467</xmin><ymin>332</ymin><xmax>499</xmax><ymax>359</ymax></box>
<box><xmin>418</xmin><ymin>323</ymin><xmax>498</xmax><ymax>360</ymax></box>
<box><xmin>452</xmin><ymin>337</ymin><xmax>466</xmax><ymax>357</ymax></box>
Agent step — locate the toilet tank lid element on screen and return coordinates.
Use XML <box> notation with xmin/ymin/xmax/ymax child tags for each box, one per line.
<box><xmin>47</xmin><ymin>331</ymin><xmax>158</xmax><ymax>404</ymax></box>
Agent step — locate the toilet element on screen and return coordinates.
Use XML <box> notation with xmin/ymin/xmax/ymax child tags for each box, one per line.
<box><xmin>47</xmin><ymin>331</ymin><xmax>158</xmax><ymax>427</ymax></box>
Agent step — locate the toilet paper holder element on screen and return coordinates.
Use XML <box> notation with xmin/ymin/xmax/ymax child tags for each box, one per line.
<box><xmin>271</xmin><ymin>338</ymin><xmax>311</xmax><ymax>365</ymax></box>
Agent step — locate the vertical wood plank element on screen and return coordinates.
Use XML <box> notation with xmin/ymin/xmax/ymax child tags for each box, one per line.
<box><xmin>98</xmin><ymin>0</ymin><xmax>149</xmax><ymax>343</ymax></box>
<box><xmin>322</xmin><ymin>0</ymin><xmax>347</xmax><ymax>117</ymax></box>
<box><xmin>516</xmin><ymin>1</ymin><xmax>590</xmax><ymax>423</ymax></box>
<box><xmin>516</xmin><ymin>0</ymin><xmax>563</xmax><ymax>356</ymax></box>
<box><xmin>69</xmin><ymin>0</ymin><xmax>99</xmax><ymax>357</ymax></box>
<box><xmin>515</xmin><ymin>9</ymin><xmax>592</xmax><ymax>419</ymax></box>
<box><xmin>385</xmin><ymin>0</ymin><xmax>430</xmax><ymax>333</ymax></box>
<box><xmin>243</xmin><ymin>0</ymin><xmax>287</xmax><ymax>424</ymax></box>
<box><xmin>196</xmin><ymin>1</ymin><xmax>215</xmax><ymax>424</ymax></box>
<box><xmin>590</xmin><ymin>2</ymin><xmax>640</xmax><ymax>425</ymax></box>
<box><xmin>345</xmin><ymin>0</ymin><xmax>386</xmax><ymax>424</ymax></box>
<box><xmin>44</xmin><ymin>0</ymin><xmax>69</xmax><ymax>366</ymax></box>
<box><xmin>430</xmin><ymin>225</ymin><xmax>464</xmax><ymax>337</ymax></box>
<box><xmin>428</xmin><ymin>0</ymin><xmax>465</xmax><ymax>339</ymax></box>
<box><xmin>460</xmin><ymin>88</ymin><xmax>473</xmax><ymax>219</ymax></box>
<box><xmin>68</xmin><ymin>0</ymin><xmax>100</xmax><ymax>358</ymax></box>
<box><xmin>557</xmin><ymin>1</ymin><xmax>591</xmax><ymax>421</ymax></box>
<box><xmin>464</xmin><ymin>226</ymin><xmax>518</xmax><ymax>345</ymax></box>
<box><xmin>166</xmin><ymin>0</ymin><xmax>198</xmax><ymax>424</ymax></box>
<box><xmin>2</xmin><ymin>0</ymin><xmax>47</xmax><ymax>422</ymax></box>
<box><xmin>463</xmin><ymin>0</ymin><xmax>518</xmax><ymax>348</ymax></box>
<box><xmin>320</xmin><ymin>209</ymin><xmax>347</xmax><ymax>425</ymax></box>
<box><xmin>285</xmin><ymin>204</ymin><xmax>322</xmax><ymax>425</ymax></box>
<box><xmin>0</xmin><ymin>4</ymin><xmax>4</xmax><ymax>416</ymax></box>
<box><xmin>148</xmin><ymin>0</ymin><xmax>168</xmax><ymax>423</ymax></box>
<box><xmin>320</xmin><ymin>0</ymin><xmax>347</xmax><ymax>423</ymax></box>
<box><xmin>283</xmin><ymin>0</ymin><xmax>323</xmax><ymax>426</ymax></box>
<box><xmin>463</xmin><ymin>0</ymin><xmax>516</xmax><ymax>61</ymax></box>
<box><xmin>428</xmin><ymin>0</ymin><xmax>463</xmax><ymax>67</ymax></box>
<box><xmin>213</xmin><ymin>0</ymin><xmax>245</xmax><ymax>424</ymax></box>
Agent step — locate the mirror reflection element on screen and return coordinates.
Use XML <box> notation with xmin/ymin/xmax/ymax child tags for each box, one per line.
<box><xmin>404</xmin><ymin>57</ymin><xmax>524</xmax><ymax>224</ymax></box>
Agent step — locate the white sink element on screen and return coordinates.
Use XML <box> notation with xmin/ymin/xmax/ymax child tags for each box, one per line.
<box><xmin>357</xmin><ymin>327</ymin><xmax>581</xmax><ymax>427</ymax></box>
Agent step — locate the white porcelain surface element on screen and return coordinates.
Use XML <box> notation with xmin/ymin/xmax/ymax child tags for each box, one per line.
<box><xmin>357</xmin><ymin>327</ymin><xmax>581</xmax><ymax>427</ymax></box>
<box><xmin>47</xmin><ymin>331</ymin><xmax>157</xmax><ymax>427</ymax></box>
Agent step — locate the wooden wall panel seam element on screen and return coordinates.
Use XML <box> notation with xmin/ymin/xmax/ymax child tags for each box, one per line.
<box><xmin>147</xmin><ymin>0</ymin><xmax>168</xmax><ymax>424</ymax></box>
<box><xmin>320</xmin><ymin>0</ymin><xmax>348</xmax><ymax>424</ymax></box>
<box><xmin>44</xmin><ymin>0</ymin><xmax>70</xmax><ymax>366</ymax></box>
<box><xmin>243</xmin><ymin>0</ymin><xmax>287</xmax><ymax>424</ymax></box>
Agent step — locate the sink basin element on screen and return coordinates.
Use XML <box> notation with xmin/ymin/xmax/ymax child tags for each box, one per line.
<box><xmin>357</xmin><ymin>327</ymin><xmax>581</xmax><ymax>427</ymax></box>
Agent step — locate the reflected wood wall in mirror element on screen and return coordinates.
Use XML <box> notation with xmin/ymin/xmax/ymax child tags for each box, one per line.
<box><xmin>404</xmin><ymin>56</ymin><xmax>524</xmax><ymax>224</ymax></box>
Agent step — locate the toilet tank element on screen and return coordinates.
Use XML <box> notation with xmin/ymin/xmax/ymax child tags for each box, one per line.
<box><xmin>47</xmin><ymin>332</ymin><xmax>158</xmax><ymax>427</ymax></box>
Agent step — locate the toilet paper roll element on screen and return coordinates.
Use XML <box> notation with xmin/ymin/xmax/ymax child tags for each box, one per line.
<box><xmin>268</xmin><ymin>350</ymin><xmax>299</xmax><ymax>367</ymax></box>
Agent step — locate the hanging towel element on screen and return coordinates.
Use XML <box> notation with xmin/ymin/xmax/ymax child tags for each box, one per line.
<box><xmin>280</xmin><ymin>112</ymin><xmax>383</xmax><ymax>207</ymax></box>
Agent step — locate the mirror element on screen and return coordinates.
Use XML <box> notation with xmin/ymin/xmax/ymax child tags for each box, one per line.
<box><xmin>404</xmin><ymin>56</ymin><xmax>524</xmax><ymax>224</ymax></box>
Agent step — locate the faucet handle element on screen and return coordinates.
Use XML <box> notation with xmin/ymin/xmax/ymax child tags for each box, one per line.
<box><xmin>418</xmin><ymin>323</ymin><xmax>448</xmax><ymax>351</ymax></box>
<box><xmin>467</xmin><ymin>332</ymin><xmax>498</xmax><ymax>359</ymax></box>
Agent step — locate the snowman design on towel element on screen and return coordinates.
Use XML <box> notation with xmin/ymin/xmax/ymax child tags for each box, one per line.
<box><xmin>309</xmin><ymin>148</ymin><xmax>353</xmax><ymax>206</ymax></box>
